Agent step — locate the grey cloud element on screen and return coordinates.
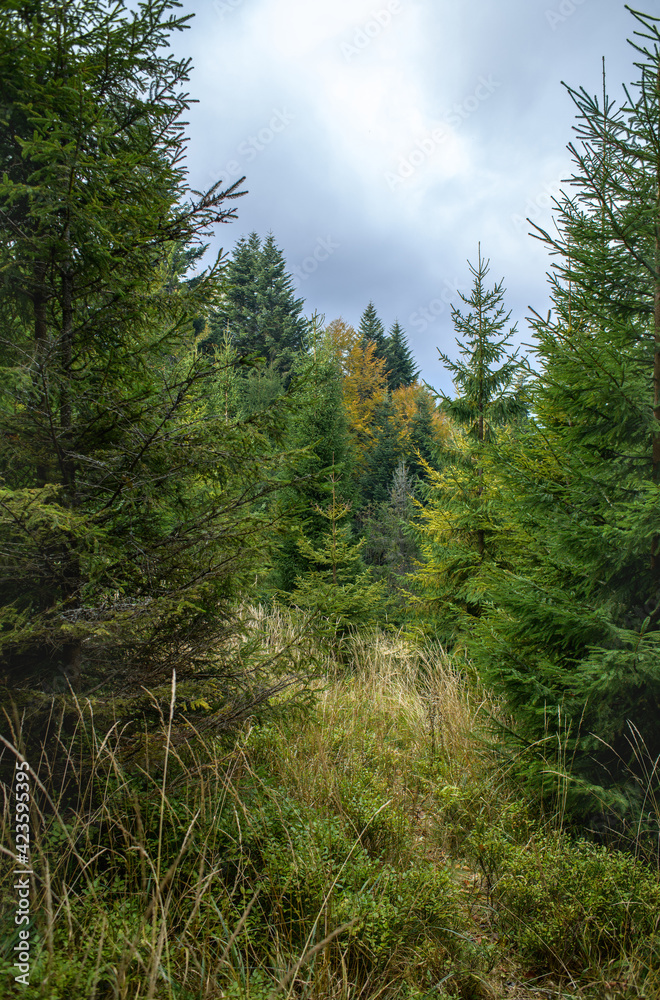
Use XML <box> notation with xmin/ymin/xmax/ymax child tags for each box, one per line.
<box><xmin>174</xmin><ymin>0</ymin><xmax>648</xmax><ymax>393</ymax></box>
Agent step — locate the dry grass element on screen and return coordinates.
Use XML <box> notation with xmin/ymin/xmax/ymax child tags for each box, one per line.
<box><xmin>0</xmin><ymin>607</ymin><xmax>658</xmax><ymax>1000</ymax></box>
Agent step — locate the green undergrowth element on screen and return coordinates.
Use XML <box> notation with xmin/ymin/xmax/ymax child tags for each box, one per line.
<box><xmin>1</xmin><ymin>612</ymin><xmax>659</xmax><ymax>999</ymax></box>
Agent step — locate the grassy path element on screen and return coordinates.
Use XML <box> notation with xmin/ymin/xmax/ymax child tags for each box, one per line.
<box><xmin>1</xmin><ymin>614</ymin><xmax>658</xmax><ymax>998</ymax></box>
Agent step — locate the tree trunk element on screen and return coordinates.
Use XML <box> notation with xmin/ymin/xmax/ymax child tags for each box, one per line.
<box><xmin>653</xmin><ymin>73</ymin><xmax>660</xmax><ymax>574</ymax></box>
<box><xmin>62</xmin><ymin>640</ymin><xmax>82</xmax><ymax>691</ymax></box>
<box><xmin>477</xmin><ymin>412</ymin><xmax>485</xmax><ymax>560</ymax></box>
<box><xmin>34</xmin><ymin>284</ymin><xmax>48</xmax><ymax>488</ymax></box>
<box><xmin>652</xmin><ymin>275</ymin><xmax>660</xmax><ymax>575</ymax></box>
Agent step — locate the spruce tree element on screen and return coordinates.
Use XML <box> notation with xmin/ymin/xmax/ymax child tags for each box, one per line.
<box><xmin>468</xmin><ymin>10</ymin><xmax>660</xmax><ymax>828</ymax></box>
<box><xmin>407</xmin><ymin>389</ymin><xmax>439</xmax><ymax>481</ymax></box>
<box><xmin>360</xmin><ymin>460</ymin><xmax>420</xmax><ymax>617</ymax></box>
<box><xmin>209</xmin><ymin>233</ymin><xmax>261</xmax><ymax>352</ymax></box>
<box><xmin>358</xmin><ymin>396</ymin><xmax>403</xmax><ymax>505</ymax></box>
<box><xmin>385</xmin><ymin>321</ymin><xmax>419</xmax><ymax>390</ymax></box>
<box><xmin>439</xmin><ymin>247</ymin><xmax>525</xmax><ymax>456</ymax></box>
<box><xmin>207</xmin><ymin>232</ymin><xmax>305</xmax><ymax>377</ymax></box>
<box><xmin>256</xmin><ymin>232</ymin><xmax>307</xmax><ymax>372</ymax></box>
<box><xmin>268</xmin><ymin>336</ymin><xmax>354</xmax><ymax>594</ymax></box>
<box><xmin>358</xmin><ymin>301</ymin><xmax>388</xmax><ymax>360</ymax></box>
<box><xmin>286</xmin><ymin>466</ymin><xmax>386</xmax><ymax>635</ymax></box>
<box><xmin>415</xmin><ymin>248</ymin><xmax>526</xmax><ymax>637</ymax></box>
<box><xmin>0</xmin><ymin>0</ymin><xmax>286</xmax><ymax>694</ymax></box>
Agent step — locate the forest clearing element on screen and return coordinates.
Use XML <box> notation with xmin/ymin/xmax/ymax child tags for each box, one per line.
<box><xmin>1</xmin><ymin>1</ymin><xmax>660</xmax><ymax>997</ymax></box>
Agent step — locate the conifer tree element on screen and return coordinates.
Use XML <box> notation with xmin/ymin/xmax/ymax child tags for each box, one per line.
<box><xmin>439</xmin><ymin>247</ymin><xmax>524</xmax><ymax>454</ymax></box>
<box><xmin>269</xmin><ymin>338</ymin><xmax>354</xmax><ymax>593</ymax></box>
<box><xmin>286</xmin><ymin>466</ymin><xmax>386</xmax><ymax>635</ymax></box>
<box><xmin>407</xmin><ymin>389</ymin><xmax>441</xmax><ymax>480</ymax></box>
<box><xmin>360</xmin><ymin>460</ymin><xmax>420</xmax><ymax>616</ymax></box>
<box><xmin>415</xmin><ymin>248</ymin><xmax>526</xmax><ymax>637</ymax></box>
<box><xmin>255</xmin><ymin>232</ymin><xmax>307</xmax><ymax>372</ymax></box>
<box><xmin>385</xmin><ymin>321</ymin><xmax>419</xmax><ymax>390</ymax></box>
<box><xmin>468</xmin><ymin>10</ymin><xmax>660</xmax><ymax>826</ymax></box>
<box><xmin>209</xmin><ymin>233</ymin><xmax>261</xmax><ymax>352</ymax></box>
<box><xmin>204</xmin><ymin>332</ymin><xmax>243</xmax><ymax>422</ymax></box>
<box><xmin>386</xmin><ymin>385</ymin><xmax>447</xmax><ymax>473</ymax></box>
<box><xmin>358</xmin><ymin>301</ymin><xmax>388</xmax><ymax>360</ymax></box>
<box><xmin>0</xmin><ymin>0</ymin><xmax>286</xmax><ymax>693</ymax></box>
<box><xmin>207</xmin><ymin>232</ymin><xmax>305</xmax><ymax>376</ymax></box>
<box><xmin>358</xmin><ymin>396</ymin><xmax>403</xmax><ymax>505</ymax></box>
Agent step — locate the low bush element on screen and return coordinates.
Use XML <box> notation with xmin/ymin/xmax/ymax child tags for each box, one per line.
<box><xmin>484</xmin><ymin>834</ymin><xmax>660</xmax><ymax>992</ymax></box>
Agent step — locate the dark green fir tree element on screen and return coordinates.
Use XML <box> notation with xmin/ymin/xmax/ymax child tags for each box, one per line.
<box><xmin>0</xmin><ymin>0</ymin><xmax>290</xmax><ymax>699</ymax></box>
<box><xmin>206</xmin><ymin>232</ymin><xmax>305</xmax><ymax>378</ymax></box>
<box><xmin>286</xmin><ymin>466</ymin><xmax>386</xmax><ymax>636</ymax></box>
<box><xmin>210</xmin><ymin>232</ymin><xmax>261</xmax><ymax>351</ymax></box>
<box><xmin>269</xmin><ymin>331</ymin><xmax>355</xmax><ymax>593</ymax></box>
<box><xmin>358</xmin><ymin>301</ymin><xmax>388</xmax><ymax>360</ymax></box>
<box><xmin>408</xmin><ymin>389</ymin><xmax>438</xmax><ymax>481</ymax></box>
<box><xmin>358</xmin><ymin>396</ymin><xmax>403</xmax><ymax>505</ymax></box>
<box><xmin>255</xmin><ymin>232</ymin><xmax>307</xmax><ymax>372</ymax></box>
<box><xmin>360</xmin><ymin>460</ymin><xmax>420</xmax><ymax>618</ymax></box>
<box><xmin>385</xmin><ymin>321</ymin><xmax>419</xmax><ymax>390</ymax></box>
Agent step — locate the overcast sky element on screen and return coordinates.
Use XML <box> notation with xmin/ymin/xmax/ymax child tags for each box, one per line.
<box><xmin>170</xmin><ymin>0</ymin><xmax>649</xmax><ymax>392</ymax></box>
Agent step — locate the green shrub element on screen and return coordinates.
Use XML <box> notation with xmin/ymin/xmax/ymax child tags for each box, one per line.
<box><xmin>212</xmin><ymin>784</ymin><xmax>469</xmax><ymax>988</ymax></box>
<box><xmin>488</xmin><ymin>836</ymin><xmax>660</xmax><ymax>982</ymax></box>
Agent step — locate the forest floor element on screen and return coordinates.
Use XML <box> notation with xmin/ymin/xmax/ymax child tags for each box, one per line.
<box><xmin>1</xmin><ymin>609</ymin><xmax>659</xmax><ymax>999</ymax></box>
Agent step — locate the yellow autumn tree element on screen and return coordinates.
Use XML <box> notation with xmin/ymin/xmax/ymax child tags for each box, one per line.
<box><xmin>391</xmin><ymin>383</ymin><xmax>451</xmax><ymax>454</ymax></box>
<box><xmin>324</xmin><ymin>318</ymin><xmax>388</xmax><ymax>467</ymax></box>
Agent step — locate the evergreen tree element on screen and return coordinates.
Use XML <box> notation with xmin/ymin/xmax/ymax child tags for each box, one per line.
<box><xmin>414</xmin><ymin>249</ymin><xmax>526</xmax><ymax>637</ymax></box>
<box><xmin>468</xmin><ymin>11</ymin><xmax>660</xmax><ymax>828</ymax></box>
<box><xmin>439</xmin><ymin>247</ymin><xmax>525</xmax><ymax>456</ymax></box>
<box><xmin>269</xmin><ymin>338</ymin><xmax>354</xmax><ymax>593</ymax></box>
<box><xmin>0</xmin><ymin>0</ymin><xmax>286</xmax><ymax>694</ymax></box>
<box><xmin>209</xmin><ymin>233</ymin><xmax>261</xmax><ymax>351</ymax></box>
<box><xmin>407</xmin><ymin>388</ymin><xmax>440</xmax><ymax>481</ymax></box>
<box><xmin>359</xmin><ymin>460</ymin><xmax>420</xmax><ymax>617</ymax></box>
<box><xmin>358</xmin><ymin>301</ymin><xmax>388</xmax><ymax>360</ymax></box>
<box><xmin>386</xmin><ymin>384</ymin><xmax>448</xmax><ymax>482</ymax></box>
<box><xmin>385</xmin><ymin>321</ymin><xmax>419</xmax><ymax>390</ymax></box>
<box><xmin>358</xmin><ymin>396</ymin><xmax>403</xmax><ymax>505</ymax></box>
<box><xmin>286</xmin><ymin>467</ymin><xmax>386</xmax><ymax>636</ymax></box>
<box><xmin>255</xmin><ymin>232</ymin><xmax>307</xmax><ymax>371</ymax></box>
<box><xmin>207</xmin><ymin>232</ymin><xmax>305</xmax><ymax>376</ymax></box>
<box><xmin>203</xmin><ymin>332</ymin><xmax>243</xmax><ymax>422</ymax></box>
